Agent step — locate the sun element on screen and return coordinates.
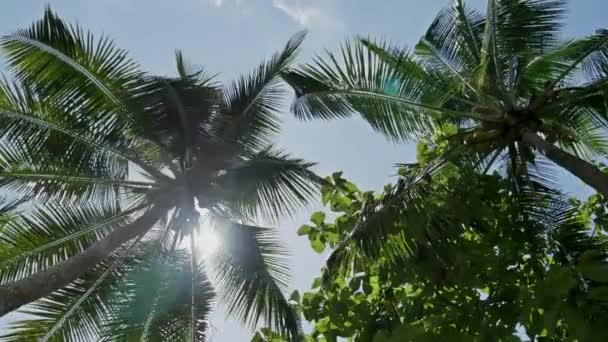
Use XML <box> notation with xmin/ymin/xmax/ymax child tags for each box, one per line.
<box><xmin>197</xmin><ymin>225</ymin><xmax>221</xmax><ymax>256</ymax></box>
<box><xmin>194</xmin><ymin>206</ymin><xmax>222</xmax><ymax>257</ymax></box>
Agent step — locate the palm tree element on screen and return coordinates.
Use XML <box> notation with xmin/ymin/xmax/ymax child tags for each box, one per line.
<box><xmin>0</xmin><ymin>8</ymin><xmax>320</xmax><ymax>340</ymax></box>
<box><xmin>283</xmin><ymin>0</ymin><xmax>608</xmax><ymax>196</ymax></box>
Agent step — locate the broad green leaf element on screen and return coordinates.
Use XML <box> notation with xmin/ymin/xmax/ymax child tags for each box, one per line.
<box><xmin>311</xmin><ymin>211</ymin><xmax>327</xmax><ymax>226</ymax></box>
<box><xmin>297</xmin><ymin>224</ymin><xmax>314</xmax><ymax>236</ymax></box>
<box><xmin>311</xmin><ymin>237</ymin><xmax>326</xmax><ymax>254</ymax></box>
<box><xmin>343</xmin><ymin>181</ymin><xmax>359</xmax><ymax>195</ymax></box>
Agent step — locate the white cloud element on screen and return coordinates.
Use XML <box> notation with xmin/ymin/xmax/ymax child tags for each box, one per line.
<box><xmin>209</xmin><ymin>0</ymin><xmax>243</xmax><ymax>7</ymax></box>
<box><xmin>272</xmin><ymin>0</ymin><xmax>343</xmax><ymax>30</ymax></box>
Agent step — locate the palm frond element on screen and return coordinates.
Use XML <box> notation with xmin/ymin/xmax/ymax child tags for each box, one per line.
<box><xmin>0</xmin><ymin>9</ymin><xmax>172</xmax><ymax>182</ymax></box>
<box><xmin>0</xmin><ymin>235</ymin><xmax>157</xmax><ymax>342</ymax></box>
<box><xmin>553</xmin><ymin>28</ymin><xmax>608</xmax><ymax>85</ymax></box>
<box><xmin>550</xmin><ymin>211</ymin><xmax>608</xmax><ymax>263</ymax></box>
<box><xmin>0</xmin><ymin>203</ymin><xmax>145</xmax><ymax>284</ymax></box>
<box><xmin>284</xmin><ymin>39</ymin><xmax>488</xmax><ymax>142</ymax></box>
<box><xmin>128</xmin><ymin>74</ymin><xmax>222</xmax><ymax>163</ymax></box>
<box><xmin>519</xmin><ymin>40</ymin><xmax>584</xmax><ymax>96</ymax></box>
<box><xmin>217</xmin><ymin>147</ymin><xmax>321</xmax><ymax>222</ymax></box>
<box><xmin>476</xmin><ymin>0</ymin><xmax>500</xmax><ymax>92</ymax></box>
<box><xmin>0</xmin><ymin>79</ymin><xmax>129</xmax><ymax>180</ymax></box>
<box><xmin>416</xmin><ymin>0</ymin><xmax>485</xmax><ymax>94</ymax></box>
<box><xmin>207</xmin><ymin>216</ymin><xmax>301</xmax><ymax>340</ymax></box>
<box><xmin>1</xmin><ymin>6</ymin><xmax>141</xmax><ymax>130</ymax></box>
<box><xmin>581</xmin><ymin>29</ymin><xmax>608</xmax><ymax>80</ymax></box>
<box><xmin>495</xmin><ymin>0</ymin><xmax>566</xmax><ymax>57</ymax></box>
<box><xmin>218</xmin><ymin>31</ymin><xmax>306</xmax><ymax>152</ymax></box>
<box><xmin>100</xmin><ymin>252</ymin><xmax>215</xmax><ymax>342</ymax></box>
<box><xmin>360</xmin><ymin>39</ymin><xmax>467</xmax><ymax>106</ymax></box>
<box><xmin>0</xmin><ymin>159</ymin><xmax>152</xmax><ymax>206</ymax></box>
<box><xmin>175</xmin><ymin>50</ymin><xmax>210</xmax><ymax>82</ymax></box>
<box><xmin>189</xmin><ymin>237</ymin><xmax>214</xmax><ymax>342</ymax></box>
<box><xmin>453</xmin><ymin>0</ymin><xmax>484</xmax><ymax>62</ymax></box>
<box><xmin>543</xmin><ymin>108</ymin><xmax>608</xmax><ymax>160</ymax></box>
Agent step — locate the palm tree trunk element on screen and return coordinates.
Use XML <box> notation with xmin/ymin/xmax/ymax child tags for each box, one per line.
<box><xmin>0</xmin><ymin>205</ymin><xmax>167</xmax><ymax>317</ymax></box>
<box><xmin>521</xmin><ymin>130</ymin><xmax>608</xmax><ymax>196</ymax></box>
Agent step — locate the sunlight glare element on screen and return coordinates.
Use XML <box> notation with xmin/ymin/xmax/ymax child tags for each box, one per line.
<box><xmin>195</xmin><ymin>206</ymin><xmax>221</xmax><ymax>257</ymax></box>
<box><xmin>198</xmin><ymin>225</ymin><xmax>221</xmax><ymax>256</ymax></box>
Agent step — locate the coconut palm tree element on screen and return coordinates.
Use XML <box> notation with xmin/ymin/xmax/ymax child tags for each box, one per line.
<box><xmin>283</xmin><ymin>0</ymin><xmax>608</xmax><ymax>196</ymax></box>
<box><xmin>0</xmin><ymin>8</ymin><xmax>320</xmax><ymax>340</ymax></box>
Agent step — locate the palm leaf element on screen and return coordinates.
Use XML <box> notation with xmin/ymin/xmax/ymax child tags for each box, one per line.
<box><xmin>284</xmin><ymin>39</ymin><xmax>491</xmax><ymax>142</ymax></box>
<box><xmin>0</xmin><ymin>203</ymin><xmax>146</xmax><ymax>284</ymax></box>
<box><xmin>207</xmin><ymin>216</ymin><xmax>301</xmax><ymax>340</ymax></box>
<box><xmin>476</xmin><ymin>0</ymin><xmax>500</xmax><ymax>92</ymax></box>
<box><xmin>217</xmin><ymin>31</ymin><xmax>306</xmax><ymax>153</ymax></box>
<box><xmin>0</xmin><ymin>79</ymin><xmax>128</xmax><ymax>180</ymax></box>
<box><xmin>188</xmin><ymin>235</ymin><xmax>214</xmax><ymax>342</ymax></box>
<box><xmin>361</xmin><ymin>38</ymin><xmax>466</xmax><ymax>105</ymax></box>
<box><xmin>0</xmin><ymin>76</ymin><xmax>170</xmax><ymax>185</ymax></box>
<box><xmin>416</xmin><ymin>0</ymin><xmax>483</xmax><ymax>95</ymax></box>
<box><xmin>0</xmin><ymin>235</ymin><xmax>158</xmax><ymax>342</ymax></box>
<box><xmin>0</xmin><ymin>160</ymin><xmax>153</xmax><ymax>206</ymax></box>
<box><xmin>99</xmin><ymin>251</ymin><xmax>215</xmax><ymax>341</ymax></box>
<box><xmin>555</xmin><ymin>29</ymin><xmax>608</xmax><ymax>84</ymax></box>
<box><xmin>495</xmin><ymin>0</ymin><xmax>566</xmax><ymax>57</ymax></box>
<box><xmin>0</xmin><ymin>6</ymin><xmax>141</xmax><ymax>128</ymax></box>
<box><xmin>453</xmin><ymin>0</ymin><xmax>484</xmax><ymax>62</ymax></box>
<box><xmin>217</xmin><ymin>147</ymin><xmax>321</xmax><ymax>221</ymax></box>
<box><xmin>0</xmin><ymin>8</ymin><xmax>172</xmax><ymax>182</ymax></box>
<box><xmin>543</xmin><ymin>108</ymin><xmax>608</xmax><ymax>160</ymax></box>
<box><xmin>128</xmin><ymin>74</ymin><xmax>222</xmax><ymax>164</ymax></box>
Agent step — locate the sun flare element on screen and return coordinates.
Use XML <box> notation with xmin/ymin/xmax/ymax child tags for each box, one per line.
<box><xmin>197</xmin><ymin>225</ymin><xmax>221</xmax><ymax>256</ymax></box>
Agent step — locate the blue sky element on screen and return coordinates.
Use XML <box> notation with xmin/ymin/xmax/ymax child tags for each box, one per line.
<box><xmin>0</xmin><ymin>0</ymin><xmax>606</xmax><ymax>340</ymax></box>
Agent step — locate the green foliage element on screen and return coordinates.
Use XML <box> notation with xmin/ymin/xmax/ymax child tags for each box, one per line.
<box><xmin>254</xmin><ymin>166</ymin><xmax>608</xmax><ymax>341</ymax></box>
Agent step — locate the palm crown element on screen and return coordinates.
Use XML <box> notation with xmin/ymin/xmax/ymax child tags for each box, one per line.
<box><xmin>284</xmin><ymin>0</ymin><xmax>608</xmax><ymax>196</ymax></box>
<box><xmin>0</xmin><ymin>8</ymin><xmax>320</xmax><ymax>341</ymax></box>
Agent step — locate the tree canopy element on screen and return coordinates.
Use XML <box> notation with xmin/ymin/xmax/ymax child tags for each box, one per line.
<box><xmin>284</xmin><ymin>0</ymin><xmax>608</xmax><ymax>197</ymax></box>
<box><xmin>1</xmin><ymin>1</ymin><xmax>608</xmax><ymax>341</ymax></box>
<box><xmin>0</xmin><ymin>8</ymin><xmax>318</xmax><ymax>341</ymax></box>
<box><xmin>254</xmin><ymin>153</ymin><xmax>608</xmax><ymax>341</ymax></box>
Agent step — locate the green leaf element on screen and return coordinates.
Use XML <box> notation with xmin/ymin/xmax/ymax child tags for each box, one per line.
<box><xmin>316</xmin><ymin>317</ymin><xmax>330</xmax><ymax>333</ymax></box>
<box><xmin>322</xmin><ymin>190</ymin><xmax>332</xmax><ymax>206</ymax></box>
<box><xmin>297</xmin><ymin>224</ymin><xmax>314</xmax><ymax>236</ymax></box>
<box><xmin>331</xmin><ymin>171</ymin><xmax>344</xmax><ymax>182</ymax></box>
<box><xmin>311</xmin><ymin>237</ymin><xmax>326</xmax><ymax>254</ymax></box>
<box><xmin>311</xmin><ymin>211</ymin><xmax>327</xmax><ymax>226</ymax></box>
<box><xmin>302</xmin><ymin>292</ymin><xmax>316</xmax><ymax>306</ymax></box>
<box><xmin>290</xmin><ymin>290</ymin><xmax>301</xmax><ymax>303</ymax></box>
<box><xmin>343</xmin><ymin>181</ymin><xmax>359</xmax><ymax>195</ymax></box>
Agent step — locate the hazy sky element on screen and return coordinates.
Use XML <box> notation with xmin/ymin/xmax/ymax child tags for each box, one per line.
<box><xmin>0</xmin><ymin>0</ymin><xmax>605</xmax><ymax>340</ymax></box>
